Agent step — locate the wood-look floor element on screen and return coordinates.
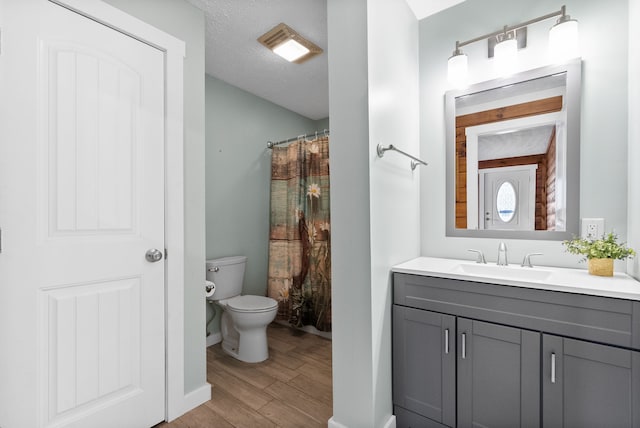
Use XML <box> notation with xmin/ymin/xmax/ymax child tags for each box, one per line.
<box><xmin>159</xmin><ymin>323</ymin><xmax>333</xmax><ymax>428</ymax></box>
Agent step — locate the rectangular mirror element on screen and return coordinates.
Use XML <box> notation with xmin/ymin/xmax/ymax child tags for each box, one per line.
<box><xmin>445</xmin><ymin>59</ymin><xmax>582</xmax><ymax>240</ymax></box>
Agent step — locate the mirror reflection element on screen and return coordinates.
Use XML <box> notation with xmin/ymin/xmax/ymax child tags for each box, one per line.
<box><xmin>445</xmin><ymin>60</ymin><xmax>581</xmax><ymax>240</ymax></box>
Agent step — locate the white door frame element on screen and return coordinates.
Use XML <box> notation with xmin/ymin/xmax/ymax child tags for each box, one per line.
<box><xmin>49</xmin><ymin>0</ymin><xmax>195</xmax><ymax>421</ymax></box>
<box><xmin>465</xmin><ymin>111</ymin><xmax>564</xmax><ymax>230</ymax></box>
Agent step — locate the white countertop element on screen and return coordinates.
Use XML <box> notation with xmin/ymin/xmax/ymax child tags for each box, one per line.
<box><xmin>392</xmin><ymin>257</ymin><xmax>640</xmax><ymax>301</ymax></box>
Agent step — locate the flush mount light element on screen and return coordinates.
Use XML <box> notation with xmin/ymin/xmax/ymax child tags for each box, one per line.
<box><xmin>258</xmin><ymin>23</ymin><xmax>323</xmax><ymax>64</ymax></box>
<box><xmin>446</xmin><ymin>5</ymin><xmax>579</xmax><ymax>87</ymax></box>
<box><xmin>273</xmin><ymin>39</ymin><xmax>310</xmax><ymax>62</ymax></box>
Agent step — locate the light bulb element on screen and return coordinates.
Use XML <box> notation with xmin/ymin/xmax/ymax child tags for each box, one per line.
<box><xmin>448</xmin><ymin>51</ymin><xmax>468</xmax><ymax>89</ymax></box>
<box><xmin>549</xmin><ymin>18</ymin><xmax>579</xmax><ymax>63</ymax></box>
<box><xmin>272</xmin><ymin>39</ymin><xmax>310</xmax><ymax>62</ymax></box>
<box><xmin>494</xmin><ymin>37</ymin><xmax>518</xmax><ymax>77</ymax></box>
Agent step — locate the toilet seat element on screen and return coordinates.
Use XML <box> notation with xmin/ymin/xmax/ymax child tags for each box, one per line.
<box><xmin>225</xmin><ymin>295</ymin><xmax>278</xmax><ymax>313</ymax></box>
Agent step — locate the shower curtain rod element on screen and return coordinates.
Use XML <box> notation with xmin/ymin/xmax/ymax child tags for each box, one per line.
<box><xmin>267</xmin><ymin>129</ymin><xmax>330</xmax><ymax>148</ymax></box>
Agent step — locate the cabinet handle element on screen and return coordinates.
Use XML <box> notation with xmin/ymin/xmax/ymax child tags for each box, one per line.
<box><xmin>444</xmin><ymin>329</ymin><xmax>449</xmax><ymax>354</ymax></box>
<box><xmin>461</xmin><ymin>333</ymin><xmax>466</xmax><ymax>359</ymax></box>
<box><xmin>551</xmin><ymin>352</ymin><xmax>556</xmax><ymax>384</ymax></box>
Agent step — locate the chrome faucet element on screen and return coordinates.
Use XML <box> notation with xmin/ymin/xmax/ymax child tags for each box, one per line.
<box><xmin>497</xmin><ymin>242</ymin><xmax>508</xmax><ymax>266</ymax></box>
<box><xmin>468</xmin><ymin>249</ymin><xmax>486</xmax><ymax>264</ymax></box>
<box><xmin>521</xmin><ymin>253</ymin><xmax>543</xmax><ymax>268</ymax></box>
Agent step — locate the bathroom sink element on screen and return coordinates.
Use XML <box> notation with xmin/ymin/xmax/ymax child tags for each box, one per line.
<box><xmin>451</xmin><ymin>263</ymin><xmax>553</xmax><ymax>282</ymax></box>
<box><xmin>393</xmin><ymin>257</ymin><xmax>640</xmax><ymax>301</ymax></box>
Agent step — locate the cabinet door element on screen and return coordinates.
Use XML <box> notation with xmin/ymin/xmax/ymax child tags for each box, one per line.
<box><xmin>543</xmin><ymin>335</ymin><xmax>640</xmax><ymax>427</ymax></box>
<box><xmin>457</xmin><ymin>318</ymin><xmax>540</xmax><ymax>428</ymax></box>
<box><xmin>393</xmin><ymin>306</ymin><xmax>456</xmax><ymax>427</ymax></box>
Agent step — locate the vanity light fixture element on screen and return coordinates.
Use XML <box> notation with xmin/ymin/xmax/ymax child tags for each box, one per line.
<box><xmin>549</xmin><ymin>6</ymin><xmax>580</xmax><ymax>63</ymax></box>
<box><xmin>494</xmin><ymin>27</ymin><xmax>518</xmax><ymax>77</ymax></box>
<box><xmin>448</xmin><ymin>42</ymin><xmax>468</xmax><ymax>89</ymax></box>
<box><xmin>258</xmin><ymin>23</ymin><xmax>323</xmax><ymax>64</ymax></box>
<box><xmin>447</xmin><ymin>5</ymin><xmax>579</xmax><ymax>86</ymax></box>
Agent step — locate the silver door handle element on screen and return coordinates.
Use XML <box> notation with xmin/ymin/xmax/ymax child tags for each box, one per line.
<box><xmin>551</xmin><ymin>352</ymin><xmax>556</xmax><ymax>383</ymax></box>
<box><xmin>461</xmin><ymin>333</ymin><xmax>466</xmax><ymax>359</ymax></box>
<box><xmin>145</xmin><ymin>248</ymin><xmax>163</xmax><ymax>263</ymax></box>
<box><xmin>444</xmin><ymin>329</ymin><xmax>450</xmax><ymax>354</ymax></box>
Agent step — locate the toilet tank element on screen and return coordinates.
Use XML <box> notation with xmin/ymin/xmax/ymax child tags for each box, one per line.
<box><xmin>205</xmin><ymin>255</ymin><xmax>247</xmax><ymax>300</ymax></box>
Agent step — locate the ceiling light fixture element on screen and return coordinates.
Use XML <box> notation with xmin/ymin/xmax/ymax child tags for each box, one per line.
<box><xmin>273</xmin><ymin>39</ymin><xmax>310</xmax><ymax>62</ymax></box>
<box><xmin>447</xmin><ymin>5</ymin><xmax>579</xmax><ymax>87</ymax></box>
<box><xmin>258</xmin><ymin>23</ymin><xmax>323</xmax><ymax>64</ymax></box>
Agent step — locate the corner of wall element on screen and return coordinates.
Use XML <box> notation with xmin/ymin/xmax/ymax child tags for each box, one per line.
<box><xmin>327</xmin><ymin>0</ymin><xmax>375</xmax><ymax>424</ymax></box>
<box><xmin>627</xmin><ymin>0</ymin><xmax>640</xmax><ymax>280</ymax></box>
<box><xmin>328</xmin><ymin>0</ymin><xmax>420</xmax><ymax>426</ymax></box>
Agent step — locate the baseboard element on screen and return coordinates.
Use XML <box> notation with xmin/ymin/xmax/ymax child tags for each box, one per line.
<box><xmin>180</xmin><ymin>383</ymin><xmax>211</xmax><ymax>417</ymax></box>
<box><xmin>328</xmin><ymin>414</ymin><xmax>396</xmax><ymax>428</ymax></box>
<box><xmin>383</xmin><ymin>414</ymin><xmax>396</xmax><ymax>428</ymax></box>
<box><xmin>328</xmin><ymin>417</ymin><xmax>348</xmax><ymax>428</ymax></box>
<box><xmin>206</xmin><ymin>332</ymin><xmax>222</xmax><ymax>347</ymax></box>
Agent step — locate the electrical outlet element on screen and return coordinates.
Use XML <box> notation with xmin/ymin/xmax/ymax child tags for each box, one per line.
<box><xmin>581</xmin><ymin>218</ymin><xmax>604</xmax><ymax>239</ymax></box>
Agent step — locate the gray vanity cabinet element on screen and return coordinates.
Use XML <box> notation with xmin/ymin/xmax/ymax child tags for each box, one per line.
<box><xmin>393</xmin><ymin>272</ymin><xmax>640</xmax><ymax>428</ymax></box>
<box><xmin>542</xmin><ymin>335</ymin><xmax>640</xmax><ymax>427</ymax></box>
<box><xmin>393</xmin><ymin>307</ymin><xmax>540</xmax><ymax>428</ymax></box>
<box><xmin>393</xmin><ymin>306</ymin><xmax>456</xmax><ymax>427</ymax></box>
<box><xmin>457</xmin><ymin>318</ymin><xmax>540</xmax><ymax>428</ymax></box>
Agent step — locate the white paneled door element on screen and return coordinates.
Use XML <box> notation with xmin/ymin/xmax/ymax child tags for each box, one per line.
<box><xmin>0</xmin><ymin>1</ymin><xmax>166</xmax><ymax>427</ymax></box>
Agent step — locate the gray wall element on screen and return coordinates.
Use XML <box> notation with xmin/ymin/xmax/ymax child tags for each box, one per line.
<box><xmin>315</xmin><ymin>116</ymin><xmax>330</xmax><ymax>132</ymax></box>
<box><xmin>419</xmin><ymin>0</ymin><xmax>630</xmax><ymax>269</ymax></box>
<box><xmin>205</xmin><ymin>74</ymin><xmax>328</xmax><ymax>333</ymax></box>
<box><xmin>102</xmin><ymin>0</ymin><xmax>207</xmax><ymax>395</ymax></box>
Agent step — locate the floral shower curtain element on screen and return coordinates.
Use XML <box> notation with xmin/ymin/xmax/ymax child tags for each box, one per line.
<box><xmin>267</xmin><ymin>136</ymin><xmax>331</xmax><ymax>332</ymax></box>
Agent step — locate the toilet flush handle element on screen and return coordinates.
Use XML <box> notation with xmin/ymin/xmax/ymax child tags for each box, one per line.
<box><xmin>208</xmin><ymin>266</ymin><xmax>219</xmax><ymax>272</ymax></box>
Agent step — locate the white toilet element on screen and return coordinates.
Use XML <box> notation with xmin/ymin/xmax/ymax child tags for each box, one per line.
<box><xmin>206</xmin><ymin>256</ymin><xmax>278</xmax><ymax>363</ymax></box>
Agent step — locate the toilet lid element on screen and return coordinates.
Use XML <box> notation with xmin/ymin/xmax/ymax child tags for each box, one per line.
<box><xmin>226</xmin><ymin>295</ymin><xmax>278</xmax><ymax>312</ymax></box>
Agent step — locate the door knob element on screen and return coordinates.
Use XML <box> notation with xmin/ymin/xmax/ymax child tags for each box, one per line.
<box><xmin>145</xmin><ymin>248</ymin><xmax>163</xmax><ymax>263</ymax></box>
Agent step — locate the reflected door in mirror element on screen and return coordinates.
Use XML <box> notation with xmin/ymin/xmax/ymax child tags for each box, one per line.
<box><xmin>481</xmin><ymin>166</ymin><xmax>535</xmax><ymax>230</ymax></box>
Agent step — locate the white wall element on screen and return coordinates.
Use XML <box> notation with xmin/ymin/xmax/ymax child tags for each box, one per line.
<box><xmin>419</xmin><ymin>0</ymin><xmax>630</xmax><ymax>269</ymax></box>
<box><xmin>368</xmin><ymin>0</ymin><xmax>420</xmax><ymax>424</ymax></box>
<box><xmin>628</xmin><ymin>0</ymin><xmax>640</xmax><ymax>278</ymax></box>
<box><xmin>328</xmin><ymin>0</ymin><xmax>374</xmax><ymax>423</ymax></box>
<box><xmin>328</xmin><ymin>0</ymin><xmax>419</xmax><ymax>426</ymax></box>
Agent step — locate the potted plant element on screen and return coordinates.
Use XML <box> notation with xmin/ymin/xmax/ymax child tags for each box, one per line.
<box><xmin>563</xmin><ymin>232</ymin><xmax>636</xmax><ymax>276</ymax></box>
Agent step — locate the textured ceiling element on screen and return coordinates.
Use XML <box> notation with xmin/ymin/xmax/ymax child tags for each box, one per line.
<box><xmin>478</xmin><ymin>125</ymin><xmax>555</xmax><ymax>161</ymax></box>
<box><xmin>186</xmin><ymin>0</ymin><xmax>466</xmax><ymax>120</ymax></box>
<box><xmin>186</xmin><ymin>0</ymin><xmax>328</xmax><ymax>120</ymax></box>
